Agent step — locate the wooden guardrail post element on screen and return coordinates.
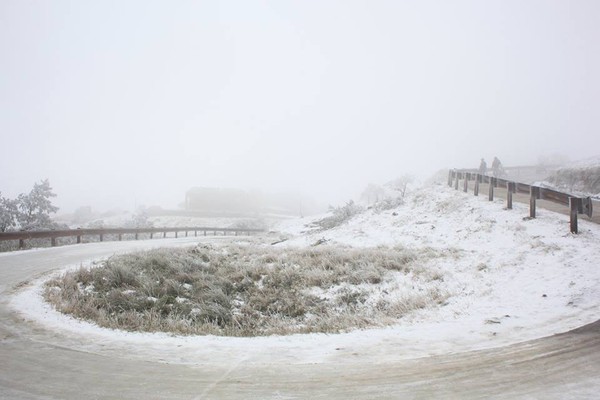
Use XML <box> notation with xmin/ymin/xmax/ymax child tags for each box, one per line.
<box><xmin>530</xmin><ymin>187</ymin><xmax>540</xmax><ymax>218</ymax></box>
<box><xmin>474</xmin><ymin>174</ymin><xmax>480</xmax><ymax>196</ymax></box>
<box><xmin>569</xmin><ymin>197</ymin><xmax>579</xmax><ymax>233</ymax></box>
<box><xmin>118</xmin><ymin>234</ymin><xmax>122</xmax><ymax>241</ymax></box>
<box><xmin>135</xmin><ymin>232</ymin><xmax>139</xmax><ymax>240</ymax></box>
<box><xmin>175</xmin><ymin>231</ymin><xmax>178</xmax><ymax>238</ymax></box>
<box><xmin>194</xmin><ymin>230</ymin><xmax>197</xmax><ymax>237</ymax></box>
<box><xmin>488</xmin><ymin>177</ymin><xmax>495</xmax><ymax>201</ymax></box>
<box><xmin>77</xmin><ymin>228</ymin><xmax>82</xmax><ymax>244</ymax></box>
<box><xmin>19</xmin><ymin>238</ymin><xmax>24</xmax><ymax>249</ymax></box>
<box><xmin>463</xmin><ymin>173</ymin><xmax>468</xmax><ymax>192</ymax></box>
<box><xmin>51</xmin><ymin>237</ymin><xmax>57</xmax><ymax>247</ymax></box>
<box><xmin>204</xmin><ymin>230</ymin><xmax>207</xmax><ymax>236</ymax></box>
<box><xmin>185</xmin><ymin>231</ymin><xmax>188</xmax><ymax>237</ymax></box>
<box><xmin>454</xmin><ymin>172</ymin><xmax>459</xmax><ymax>190</ymax></box>
<box><xmin>150</xmin><ymin>232</ymin><xmax>153</xmax><ymax>239</ymax></box>
<box><xmin>100</xmin><ymin>234</ymin><xmax>104</xmax><ymax>242</ymax></box>
<box><xmin>448</xmin><ymin>170</ymin><xmax>453</xmax><ymax>187</ymax></box>
<box><xmin>506</xmin><ymin>182</ymin><xmax>514</xmax><ymax>209</ymax></box>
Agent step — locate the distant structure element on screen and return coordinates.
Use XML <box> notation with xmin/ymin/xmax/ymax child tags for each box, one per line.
<box><xmin>185</xmin><ymin>188</ymin><xmax>259</xmax><ymax>215</ymax></box>
<box><xmin>184</xmin><ymin>187</ymin><xmax>322</xmax><ymax>217</ymax></box>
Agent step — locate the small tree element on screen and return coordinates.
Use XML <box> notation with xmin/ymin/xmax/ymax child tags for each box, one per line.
<box><xmin>124</xmin><ymin>207</ymin><xmax>154</xmax><ymax>229</ymax></box>
<box><xmin>0</xmin><ymin>193</ymin><xmax>18</xmax><ymax>232</ymax></box>
<box><xmin>17</xmin><ymin>179</ymin><xmax>59</xmax><ymax>230</ymax></box>
<box><xmin>387</xmin><ymin>175</ymin><xmax>414</xmax><ymax>198</ymax></box>
<box><xmin>360</xmin><ymin>183</ymin><xmax>385</xmax><ymax>205</ymax></box>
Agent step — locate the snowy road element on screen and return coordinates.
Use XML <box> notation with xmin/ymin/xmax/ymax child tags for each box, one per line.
<box><xmin>1</xmin><ymin>238</ymin><xmax>600</xmax><ymax>399</ymax></box>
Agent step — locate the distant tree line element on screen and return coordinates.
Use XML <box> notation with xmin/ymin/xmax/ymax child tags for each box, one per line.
<box><xmin>0</xmin><ymin>179</ymin><xmax>59</xmax><ymax>232</ymax></box>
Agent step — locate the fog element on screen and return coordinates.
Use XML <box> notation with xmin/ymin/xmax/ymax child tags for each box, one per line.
<box><xmin>1</xmin><ymin>1</ymin><xmax>599</xmax><ymax>213</ymax></box>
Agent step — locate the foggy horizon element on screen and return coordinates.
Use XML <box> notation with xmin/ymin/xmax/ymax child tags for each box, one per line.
<box><xmin>2</xmin><ymin>1</ymin><xmax>599</xmax><ymax>214</ymax></box>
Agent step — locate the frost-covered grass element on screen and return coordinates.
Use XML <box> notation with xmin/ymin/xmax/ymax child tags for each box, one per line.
<box><xmin>43</xmin><ymin>243</ymin><xmax>451</xmax><ymax>337</ymax></box>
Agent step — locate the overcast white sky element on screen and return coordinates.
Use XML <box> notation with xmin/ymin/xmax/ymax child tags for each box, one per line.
<box><xmin>1</xmin><ymin>0</ymin><xmax>599</xmax><ymax>212</ymax></box>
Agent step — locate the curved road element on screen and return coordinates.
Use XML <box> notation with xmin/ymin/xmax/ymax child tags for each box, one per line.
<box><xmin>1</xmin><ymin>238</ymin><xmax>600</xmax><ymax>399</ymax></box>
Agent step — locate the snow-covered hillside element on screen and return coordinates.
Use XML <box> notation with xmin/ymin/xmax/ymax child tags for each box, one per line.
<box><xmin>11</xmin><ymin>181</ymin><xmax>600</xmax><ymax>364</ymax></box>
<box><xmin>536</xmin><ymin>155</ymin><xmax>600</xmax><ymax>198</ymax></box>
<box><xmin>273</xmin><ymin>181</ymin><xmax>600</xmax><ymax>351</ymax></box>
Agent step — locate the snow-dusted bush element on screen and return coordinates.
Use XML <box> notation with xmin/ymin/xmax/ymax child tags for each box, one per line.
<box><xmin>314</xmin><ymin>200</ymin><xmax>364</xmax><ymax>230</ymax></box>
<box><xmin>124</xmin><ymin>209</ymin><xmax>154</xmax><ymax>229</ymax></box>
<box><xmin>229</xmin><ymin>218</ymin><xmax>268</xmax><ymax>230</ymax></box>
<box><xmin>372</xmin><ymin>196</ymin><xmax>404</xmax><ymax>212</ymax></box>
<box><xmin>44</xmin><ymin>244</ymin><xmax>450</xmax><ymax>336</ymax></box>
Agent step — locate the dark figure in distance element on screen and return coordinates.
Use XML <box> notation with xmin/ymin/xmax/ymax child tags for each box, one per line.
<box><xmin>478</xmin><ymin>158</ymin><xmax>487</xmax><ymax>176</ymax></box>
<box><xmin>491</xmin><ymin>156</ymin><xmax>504</xmax><ymax>177</ymax></box>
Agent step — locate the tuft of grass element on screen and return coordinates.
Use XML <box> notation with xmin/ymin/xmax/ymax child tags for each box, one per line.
<box><xmin>44</xmin><ymin>244</ymin><xmax>452</xmax><ymax>337</ymax></box>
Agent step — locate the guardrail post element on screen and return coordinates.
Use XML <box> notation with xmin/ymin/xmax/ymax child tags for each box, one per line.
<box><xmin>474</xmin><ymin>174</ymin><xmax>480</xmax><ymax>196</ymax></box>
<box><xmin>135</xmin><ymin>232</ymin><xmax>139</xmax><ymax>240</ymax></box>
<box><xmin>488</xmin><ymin>177</ymin><xmax>495</xmax><ymax>201</ymax></box>
<box><xmin>463</xmin><ymin>173</ymin><xmax>469</xmax><ymax>192</ymax></box>
<box><xmin>506</xmin><ymin>182</ymin><xmax>514</xmax><ymax>209</ymax></box>
<box><xmin>448</xmin><ymin>170</ymin><xmax>453</xmax><ymax>187</ymax></box>
<box><xmin>195</xmin><ymin>230</ymin><xmax>197</xmax><ymax>237</ymax></box>
<box><xmin>19</xmin><ymin>238</ymin><xmax>25</xmax><ymax>249</ymax></box>
<box><xmin>569</xmin><ymin>197</ymin><xmax>579</xmax><ymax>233</ymax></box>
<box><xmin>51</xmin><ymin>237</ymin><xmax>57</xmax><ymax>247</ymax></box>
<box><xmin>100</xmin><ymin>234</ymin><xmax>104</xmax><ymax>242</ymax></box>
<box><xmin>175</xmin><ymin>231</ymin><xmax>178</xmax><ymax>238</ymax></box>
<box><xmin>185</xmin><ymin>231</ymin><xmax>188</xmax><ymax>237</ymax></box>
<box><xmin>454</xmin><ymin>172</ymin><xmax>459</xmax><ymax>190</ymax></box>
<box><xmin>163</xmin><ymin>232</ymin><xmax>166</xmax><ymax>238</ymax></box>
<box><xmin>150</xmin><ymin>232</ymin><xmax>153</xmax><ymax>239</ymax></box>
<box><xmin>530</xmin><ymin>187</ymin><xmax>540</xmax><ymax>218</ymax></box>
<box><xmin>77</xmin><ymin>228</ymin><xmax>82</xmax><ymax>244</ymax></box>
<box><xmin>204</xmin><ymin>230</ymin><xmax>207</xmax><ymax>236</ymax></box>
<box><xmin>582</xmin><ymin>197</ymin><xmax>593</xmax><ymax>218</ymax></box>
<box><xmin>118</xmin><ymin>234</ymin><xmax>122</xmax><ymax>241</ymax></box>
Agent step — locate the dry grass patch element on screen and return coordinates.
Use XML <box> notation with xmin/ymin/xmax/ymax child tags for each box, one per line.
<box><xmin>44</xmin><ymin>244</ymin><xmax>453</xmax><ymax>336</ymax></box>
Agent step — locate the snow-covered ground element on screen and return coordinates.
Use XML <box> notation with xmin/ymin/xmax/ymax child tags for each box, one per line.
<box><xmin>9</xmin><ymin>182</ymin><xmax>600</xmax><ymax>366</ymax></box>
<box><xmin>535</xmin><ymin>155</ymin><xmax>600</xmax><ymax>198</ymax></box>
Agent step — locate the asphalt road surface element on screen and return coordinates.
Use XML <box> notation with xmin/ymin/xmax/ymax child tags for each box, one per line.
<box><xmin>1</xmin><ymin>237</ymin><xmax>599</xmax><ymax>399</ymax></box>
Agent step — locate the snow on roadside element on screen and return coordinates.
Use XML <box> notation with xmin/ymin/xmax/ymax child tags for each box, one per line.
<box><xmin>9</xmin><ymin>182</ymin><xmax>600</xmax><ymax>366</ymax></box>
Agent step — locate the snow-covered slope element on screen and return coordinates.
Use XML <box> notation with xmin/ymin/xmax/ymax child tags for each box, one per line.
<box><xmin>10</xmin><ymin>182</ymin><xmax>600</xmax><ymax>364</ymax></box>
<box><xmin>274</xmin><ymin>182</ymin><xmax>600</xmax><ymax>352</ymax></box>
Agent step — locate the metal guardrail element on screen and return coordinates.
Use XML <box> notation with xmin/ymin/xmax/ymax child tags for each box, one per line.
<box><xmin>448</xmin><ymin>169</ymin><xmax>593</xmax><ymax>233</ymax></box>
<box><xmin>0</xmin><ymin>226</ymin><xmax>265</xmax><ymax>250</ymax></box>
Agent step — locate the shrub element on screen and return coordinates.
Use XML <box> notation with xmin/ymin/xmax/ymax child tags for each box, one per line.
<box><xmin>313</xmin><ymin>201</ymin><xmax>364</xmax><ymax>230</ymax></box>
